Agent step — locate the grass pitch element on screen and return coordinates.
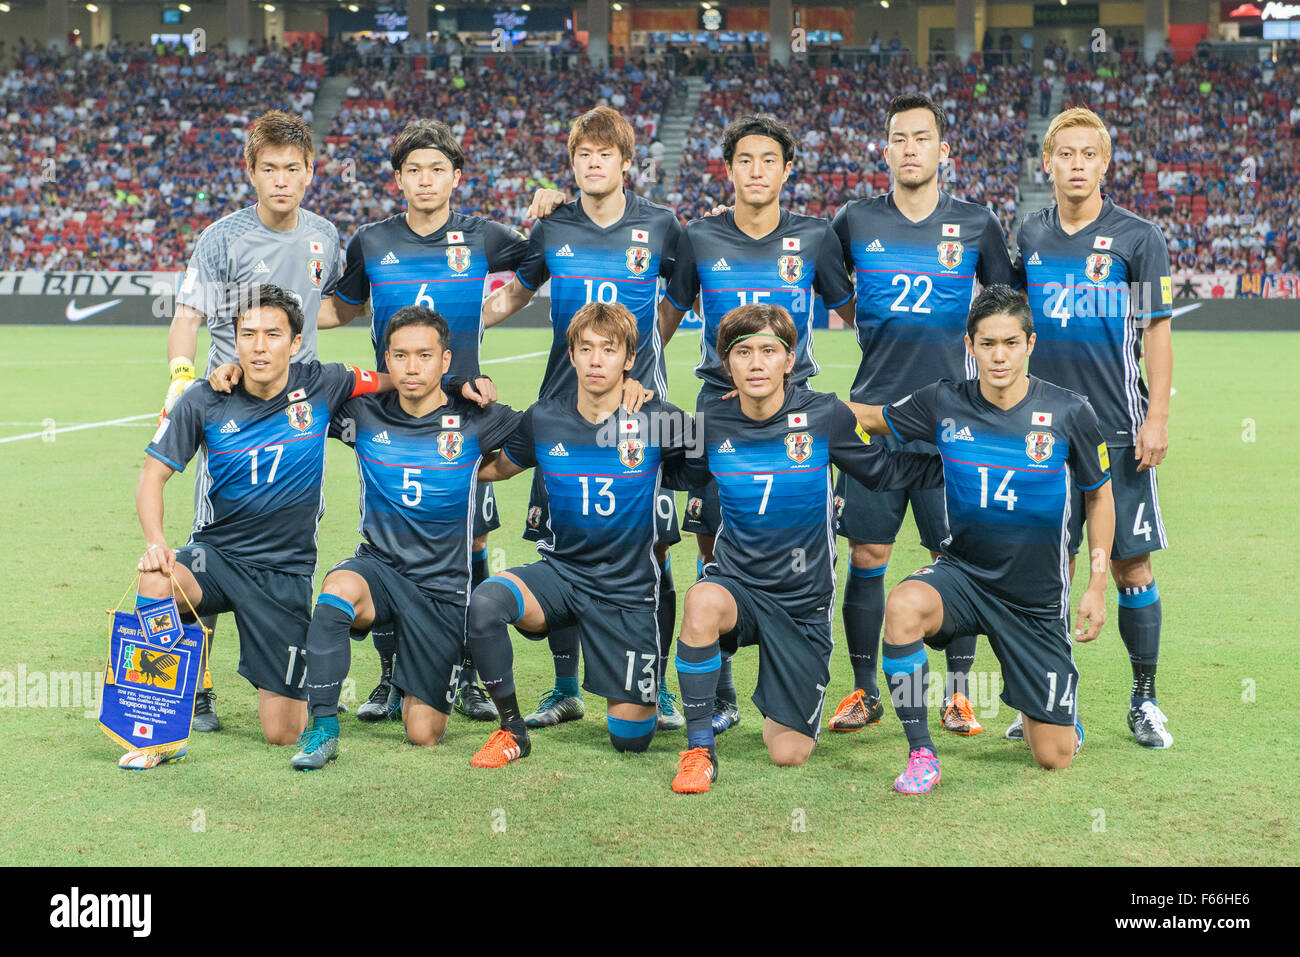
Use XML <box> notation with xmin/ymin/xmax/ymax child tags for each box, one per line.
<box><xmin>0</xmin><ymin>323</ymin><xmax>1295</xmax><ymax>865</ymax></box>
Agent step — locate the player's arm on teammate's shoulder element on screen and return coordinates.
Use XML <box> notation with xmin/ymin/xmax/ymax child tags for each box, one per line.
<box><xmin>441</xmin><ymin>373</ymin><xmax>496</xmax><ymax>408</ymax></box>
<box><xmin>527</xmin><ymin>188</ymin><xmax>568</xmax><ymax>221</ymax></box>
<box><xmin>317</xmin><ymin>294</ymin><xmax>367</xmax><ymax>330</ymax></box>
<box><xmin>1136</xmin><ymin>315</ymin><xmax>1172</xmax><ymax>471</ymax></box>
<box><xmin>659</xmin><ymin>406</ymin><xmax>707</xmax><ymax>491</ymax></box>
<box><xmin>833</xmin><ymin>391</ymin><xmax>943</xmax><ymax>490</ymax></box>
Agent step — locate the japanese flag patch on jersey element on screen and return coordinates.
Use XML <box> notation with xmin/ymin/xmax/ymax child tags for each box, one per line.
<box><xmin>788</xmin><ymin>412</ymin><xmax>808</xmax><ymax>429</ymax></box>
<box><xmin>442</xmin><ymin>414</ymin><xmax>461</xmax><ymax>429</ymax></box>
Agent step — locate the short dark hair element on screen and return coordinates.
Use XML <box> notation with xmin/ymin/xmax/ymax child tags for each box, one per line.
<box><xmin>385</xmin><ymin>305</ymin><xmax>451</xmax><ymax>353</ymax></box>
<box><xmin>390</xmin><ymin>120</ymin><xmax>465</xmax><ymax>172</ymax></box>
<box><xmin>717</xmin><ymin>303</ymin><xmax>798</xmax><ymax>388</ymax></box>
<box><xmin>722</xmin><ymin>114</ymin><xmax>796</xmax><ymax>167</ymax></box>
<box><xmin>244</xmin><ymin>109</ymin><xmax>314</xmax><ymax>170</ymax></box>
<box><xmin>234</xmin><ymin>283</ymin><xmax>304</xmax><ymax>338</ymax></box>
<box><xmin>966</xmin><ymin>284</ymin><xmax>1033</xmax><ymax>339</ymax></box>
<box><xmin>886</xmin><ymin>93</ymin><xmax>947</xmax><ymax>140</ymax></box>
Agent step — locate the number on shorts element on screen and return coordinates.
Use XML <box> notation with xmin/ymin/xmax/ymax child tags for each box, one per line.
<box><xmin>284</xmin><ymin>644</ymin><xmax>306</xmax><ymax>689</ymax></box>
<box><xmin>624</xmin><ymin>651</ymin><xmax>657</xmax><ymax>703</ymax></box>
<box><xmin>1044</xmin><ymin>671</ymin><xmax>1075</xmax><ymax>713</ymax></box>
<box><xmin>1132</xmin><ymin>502</ymin><xmax>1152</xmax><ymax>542</ymax></box>
<box><xmin>446</xmin><ymin>663</ymin><xmax>464</xmax><ymax>705</ymax></box>
<box><xmin>807</xmin><ymin>682</ymin><xmax>828</xmax><ymax>728</ymax></box>
<box><xmin>481</xmin><ymin>485</ymin><xmax>496</xmax><ymax>523</ymax></box>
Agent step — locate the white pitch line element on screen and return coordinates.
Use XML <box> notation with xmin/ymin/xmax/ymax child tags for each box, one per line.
<box><xmin>479</xmin><ymin>349</ymin><xmax>550</xmax><ymax>366</ymax></box>
<box><xmin>0</xmin><ymin>358</ymin><xmax>161</xmax><ymax>367</ymax></box>
<box><xmin>0</xmin><ymin>413</ymin><xmax>157</xmax><ymax>445</ymax></box>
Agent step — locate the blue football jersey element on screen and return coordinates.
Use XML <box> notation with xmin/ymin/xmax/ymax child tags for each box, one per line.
<box><xmin>665</xmin><ymin>209</ymin><xmax>854</xmax><ymax>393</ymax></box>
<box><xmin>515</xmin><ymin>190</ymin><xmax>683</xmax><ymax>400</ymax></box>
<box><xmin>333</xmin><ymin>211</ymin><xmax>530</xmax><ymax>376</ymax></box>
<box><xmin>832</xmin><ymin>192</ymin><xmax>1016</xmax><ymax>403</ymax></box>
<box><xmin>501</xmin><ymin>397</ymin><xmax>690</xmax><ymax>609</ymax></box>
<box><xmin>147</xmin><ymin>362</ymin><xmax>379</xmax><ymax>574</ymax></box>
<box><xmin>885</xmin><ymin>377</ymin><xmax>1111</xmax><ymax>616</ymax></box>
<box><xmin>1015</xmin><ymin>198</ymin><xmax>1173</xmax><ymax>445</ymax></box>
<box><xmin>331</xmin><ymin>392</ymin><xmax>520</xmax><ymax>603</ymax></box>
<box><xmin>678</xmin><ymin>390</ymin><xmax>942</xmax><ymax>620</ymax></box>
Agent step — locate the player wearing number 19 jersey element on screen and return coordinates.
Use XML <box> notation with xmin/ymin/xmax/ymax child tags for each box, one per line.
<box><xmin>1015</xmin><ymin>107</ymin><xmax>1175</xmax><ymax>749</ymax></box>
<box><xmin>319</xmin><ymin>121</ymin><xmax>530</xmax><ymax>719</ymax></box>
<box><xmin>851</xmin><ymin>286</ymin><xmax>1114</xmax><ymax>792</ymax></box>
<box><xmin>828</xmin><ymin>94</ymin><xmax>1017</xmax><ymax>736</ymax></box>
<box><xmin>659</xmin><ymin>115</ymin><xmax>856</xmax><ymax>734</ymax></box>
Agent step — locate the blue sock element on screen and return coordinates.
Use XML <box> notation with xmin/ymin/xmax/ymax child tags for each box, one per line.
<box><xmin>696</xmin><ymin>557</ymin><xmax>705</xmax><ymax>581</ymax></box>
<box><xmin>843</xmin><ymin>564</ymin><xmax>886</xmax><ymax>696</ymax></box>
<box><xmin>883</xmin><ymin>639</ymin><xmax>934</xmax><ymax>754</ymax></box>
<box><xmin>1118</xmin><ymin>581</ymin><xmax>1161</xmax><ymax>706</ymax></box>
<box><xmin>608</xmin><ymin>713</ymin><xmax>657</xmax><ymax>753</ymax></box>
<box><xmin>555</xmin><ymin>675</ymin><xmax>581</xmax><ymax>698</ymax></box>
<box><xmin>676</xmin><ymin>641</ymin><xmax>720</xmax><ymax>751</ymax></box>
<box><xmin>312</xmin><ymin>715</ymin><xmax>339</xmax><ymax>738</ymax></box>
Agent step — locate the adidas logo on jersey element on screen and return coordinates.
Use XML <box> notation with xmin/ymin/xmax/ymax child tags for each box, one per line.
<box><xmin>252</xmin><ymin>259</ymin><xmax>270</xmax><ymax>274</ymax></box>
<box><xmin>556</xmin><ymin>244</ymin><xmax>574</xmax><ymax>257</ymax></box>
<box><xmin>373</xmin><ymin>430</ymin><xmax>391</xmax><ymax>445</ymax></box>
<box><xmin>712</xmin><ymin>258</ymin><xmax>731</xmax><ymax>272</ymax></box>
<box><xmin>549</xmin><ymin>443</ymin><xmax>568</xmax><ymax>457</ymax></box>
<box><xmin>717</xmin><ymin>439</ymin><xmax>736</xmax><ymax>453</ymax></box>
<box><xmin>1027</xmin><ymin>251</ymin><xmax>1041</xmax><ymax>266</ymax></box>
<box><xmin>380</xmin><ymin>250</ymin><xmax>400</xmax><ymax>265</ymax></box>
<box><xmin>220</xmin><ymin>419</ymin><xmax>240</xmax><ymax>434</ymax></box>
<box><xmin>953</xmin><ymin>426</ymin><xmax>974</xmax><ymax>442</ymax></box>
<box><xmin>865</xmin><ymin>239</ymin><xmax>885</xmax><ymax>252</ymax></box>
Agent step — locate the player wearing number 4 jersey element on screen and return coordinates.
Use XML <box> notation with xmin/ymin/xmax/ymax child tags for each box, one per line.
<box><xmin>1015</xmin><ymin>107</ymin><xmax>1174</xmax><ymax>749</ymax></box>
<box><xmin>129</xmin><ymin>285</ymin><xmax>386</xmax><ymax>768</ymax></box>
<box><xmin>464</xmin><ymin>303</ymin><xmax>693</xmax><ymax>768</ymax></box>
<box><xmin>850</xmin><ymin>286</ymin><xmax>1114</xmax><ymax>792</ymax></box>
<box><xmin>289</xmin><ymin>307</ymin><xmax>521</xmax><ymax>770</ymax></box>
<box><xmin>669</xmin><ymin>304</ymin><xmax>943</xmax><ymax>795</ymax></box>
<box><xmin>318</xmin><ymin>121</ymin><xmax>528</xmax><ymax>721</ymax></box>
<box><xmin>482</xmin><ymin>107</ymin><xmax>686</xmax><ymax>733</ymax></box>
<box><xmin>828</xmin><ymin>93</ymin><xmax>1018</xmax><ymax>736</ymax></box>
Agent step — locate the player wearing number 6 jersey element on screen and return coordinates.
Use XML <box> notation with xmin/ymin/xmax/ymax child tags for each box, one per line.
<box><xmin>289</xmin><ymin>307</ymin><xmax>521</xmax><ymax>770</ymax></box>
<box><xmin>1015</xmin><ymin>107</ymin><xmax>1175</xmax><ymax>749</ymax></box>
<box><xmin>130</xmin><ymin>285</ymin><xmax>386</xmax><ymax>768</ymax></box>
<box><xmin>464</xmin><ymin>303</ymin><xmax>694</xmax><ymax>768</ymax></box>
<box><xmin>828</xmin><ymin>93</ymin><xmax>1018</xmax><ymax>737</ymax></box>
<box><xmin>668</xmin><ymin>304</ymin><xmax>942</xmax><ymax>795</ymax></box>
<box><xmin>850</xmin><ymin>286</ymin><xmax>1114</xmax><ymax>793</ymax></box>
<box><xmin>317</xmin><ymin>120</ymin><xmax>530</xmax><ymax>721</ymax></box>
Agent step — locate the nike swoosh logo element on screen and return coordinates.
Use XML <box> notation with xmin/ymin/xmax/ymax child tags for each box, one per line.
<box><xmin>65</xmin><ymin>299</ymin><xmax>123</xmax><ymax>322</ymax></box>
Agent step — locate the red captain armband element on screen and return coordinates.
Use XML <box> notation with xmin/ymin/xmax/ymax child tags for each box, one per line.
<box><xmin>346</xmin><ymin>365</ymin><xmax>381</xmax><ymax>399</ymax></box>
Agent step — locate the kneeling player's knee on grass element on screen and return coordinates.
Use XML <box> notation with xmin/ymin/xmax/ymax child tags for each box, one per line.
<box><xmin>608</xmin><ymin>712</ymin><xmax>656</xmax><ymax>753</ymax></box>
<box><xmin>769</xmin><ymin>743</ymin><xmax>812</xmax><ymax>767</ymax></box>
<box><xmin>405</xmin><ymin>715</ymin><xmax>447</xmax><ymax>747</ymax></box>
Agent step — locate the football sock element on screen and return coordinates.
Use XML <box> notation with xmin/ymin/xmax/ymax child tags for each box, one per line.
<box><xmin>305</xmin><ymin>594</ymin><xmax>355</xmax><ymax>719</ymax></box>
<box><xmin>715</xmin><ymin>652</ymin><xmax>737</xmax><ymax>707</ymax></box>
<box><xmin>608</xmin><ymin>713</ymin><xmax>657</xmax><ymax>753</ymax></box>
<box><xmin>311</xmin><ymin>715</ymin><xmax>339</xmax><ymax>738</ymax></box>
<box><xmin>657</xmin><ymin>558</ymin><xmax>676</xmax><ymax>683</ymax></box>
<box><xmin>676</xmin><ymin>640</ymin><xmax>721</xmax><ymax>751</ymax></box>
<box><xmin>945</xmin><ymin>633</ymin><xmax>977</xmax><ymax>700</ymax></box>
<box><xmin>549</xmin><ymin>625</ymin><xmax>581</xmax><ymax>694</ymax></box>
<box><xmin>883</xmin><ymin>639</ymin><xmax>935</xmax><ymax>754</ymax></box>
<box><xmin>696</xmin><ymin>557</ymin><xmax>705</xmax><ymax>580</ymax></box>
<box><xmin>1118</xmin><ymin>581</ymin><xmax>1161</xmax><ymax>706</ymax></box>
<box><xmin>373</xmin><ymin>629</ymin><xmax>397</xmax><ymax>660</ymax></box>
<box><xmin>466</xmin><ymin>578</ymin><xmax>520</xmax><ymax>700</ymax></box>
<box><xmin>843</xmin><ymin>564</ymin><xmax>886</xmax><ymax>696</ymax></box>
<box><xmin>462</xmin><ymin>546</ymin><xmax>490</xmax><ymax>687</ymax></box>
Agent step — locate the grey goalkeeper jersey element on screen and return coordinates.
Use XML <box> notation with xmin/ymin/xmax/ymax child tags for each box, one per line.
<box><xmin>176</xmin><ymin>204</ymin><xmax>343</xmax><ymax>370</ymax></box>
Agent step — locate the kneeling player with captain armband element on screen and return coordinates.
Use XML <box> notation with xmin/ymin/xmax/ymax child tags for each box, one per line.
<box><xmin>849</xmin><ymin>285</ymin><xmax>1115</xmax><ymax>793</ymax></box>
<box><xmin>667</xmin><ymin>304</ymin><xmax>944</xmax><ymax>794</ymax></box>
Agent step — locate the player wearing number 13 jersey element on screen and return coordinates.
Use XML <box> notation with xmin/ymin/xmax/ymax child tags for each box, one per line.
<box><xmin>1015</xmin><ymin>107</ymin><xmax>1175</xmax><ymax>749</ymax></box>
<box><xmin>827</xmin><ymin>94</ymin><xmax>1017</xmax><ymax>736</ymax></box>
<box><xmin>851</xmin><ymin>286</ymin><xmax>1114</xmax><ymax>792</ymax></box>
<box><xmin>134</xmin><ymin>285</ymin><xmax>383</xmax><ymax>760</ymax></box>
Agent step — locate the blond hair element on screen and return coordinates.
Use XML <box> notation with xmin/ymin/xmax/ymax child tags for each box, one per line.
<box><xmin>1043</xmin><ymin>106</ymin><xmax>1112</xmax><ymax>158</ymax></box>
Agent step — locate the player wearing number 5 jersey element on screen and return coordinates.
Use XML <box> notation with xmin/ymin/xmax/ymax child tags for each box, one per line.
<box><xmin>289</xmin><ymin>307</ymin><xmax>521</xmax><ymax>770</ymax></box>
<box><xmin>318</xmin><ymin>121</ymin><xmax>530</xmax><ymax>721</ymax></box>
<box><xmin>668</xmin><ymin>305</ymin><xmax>942</xmax><ymax>795</ymax></box>
<box><xmin>851</xmin><ymin>286</ymin><xmax>1114</xmax><ymax>793</ymax></box>
<box><xmin>827</xmin><ymin>93</ymin><xmax>1017</xmax><ymax>737</ymax></box>
<box><xmin>463</xmin><ymin>303</ymin><xmax>694</xmax><ymax>768</ymax></box>
<box><xmin>1015</xmin><ymin>107</ymin><xmax>1175</xmax><ymax>749</ymax></box>
<box><xmin>130</xmin><ymin>285</ymin><xmax>385</xmax><ymax>767</ymax></box>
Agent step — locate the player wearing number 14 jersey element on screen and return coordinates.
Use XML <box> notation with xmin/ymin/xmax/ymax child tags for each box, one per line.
<box><xmin>1015</xmin><ymin>107</ymin><xmax>1175</xmax><ymax>749</ymax></box>
<box><xmin>828</xmin><ymin>94</ymin><xmax>1017</xmax><ymax>737</ymax></box>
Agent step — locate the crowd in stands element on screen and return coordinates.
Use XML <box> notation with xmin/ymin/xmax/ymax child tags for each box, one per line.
<box><xmin>1</xmin><ymin>37</ymin><xmax>1296</xmax><ymax>275</ymax></box>
<box><xmin>1062</xmin><ymin>45</ymin><xmax>1300</xmax><ymax>273</ymax></box>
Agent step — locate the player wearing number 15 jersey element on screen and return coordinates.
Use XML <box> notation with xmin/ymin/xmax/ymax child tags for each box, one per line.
<box><xmin>130</xmin><ymin>285</ymin><xmax>384</xmax><ymax>767</ymax></box>
<box><xmin>290</xmin><ymin>307</ymin><xmax>520</xmax><ymax>770</ymax></box>
<box><xmin>659</xmin><ymin>115</ymin><xmax>856</xmax><ymax>735</ymax></box>
<box><xmin>1015</xmin><ymin>107</ymin><xmax>1175</xmax><ymax>749</ymax></box>
<box><xmin>828</xmin><ymin>94</ymin><xmax>1017</xmax><ymax>737</ymax></box>
<box><xmin>318</xmin><ymin>121</ymin><xmax>530</xmax><ymax>720</ymax></box>
<box><xmin>851</xmin><ymin>286</ymin><xmax>1114</xmax><ymax>793</ymax></box>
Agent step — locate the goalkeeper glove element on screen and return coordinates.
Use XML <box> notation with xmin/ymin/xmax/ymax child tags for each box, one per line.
<box><xmin>162</xmin><ymin>357</ymin><xmax>196</xmax><ymax>417</ymax></box>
